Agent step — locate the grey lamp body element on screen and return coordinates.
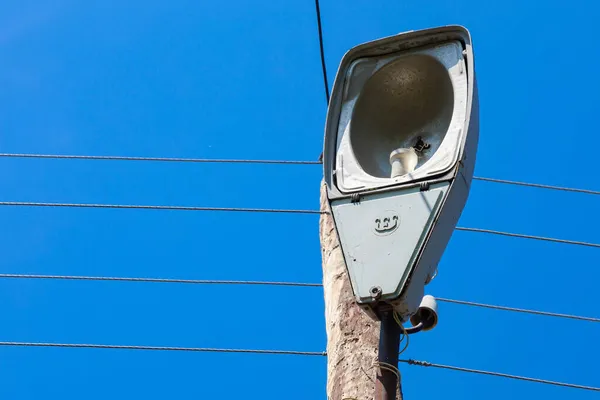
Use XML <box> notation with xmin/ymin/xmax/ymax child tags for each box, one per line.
<box><xmin>323</xmin><ymin>26</ymin><xmax>479</xmax><ymax>321</ymax></box>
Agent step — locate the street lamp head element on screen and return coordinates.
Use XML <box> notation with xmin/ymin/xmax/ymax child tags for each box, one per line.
<box><xmin>323</xmin><ymin>26</ymin><xmax>479</xmax><ymax>321</ymax></box>
<box><xmin>324</xmin><ymin>25</ymin><xmax>477</xmax><ymax>196</ymax></box>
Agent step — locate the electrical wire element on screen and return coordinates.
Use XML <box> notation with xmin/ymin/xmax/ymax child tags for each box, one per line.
<box><xmin>375</xmin><ymin>361</ymin><xmax>401</xmax><ymax>382</ymax></box>
<box><xmin>1</xmin><ymin>201</ymin><xmax>598</xmax><ymax>249</ymax></box>
<box><xmin>393</xmin><ymin>311</ymin><xmax>410</xmax><ymax>355</ymax></box>
<box><xmin>0</xmin><ymin>273</ymin><xmax>597</xmax><ymax>323</ymax></box>
<box><xmin>0</xmin><ymin>341</ymin><xmax>325</xmax><ymax>356</ymax></box>
<box><xmin>455</xmin><ymin>226</ymin><xmax>600</xmax><ymax>249</ymax></box>
<box><xmin>314</xmin><ymin>0</ymin><xmax>330</xmax><ymax>104</ymax></box>
<box><xmin>0</xmin><ymin>201</ymin><xmax>323</xmax><ymax>215</ymax></box>
<box><xmin>0</xmin><ymin>273</ymin><xmax>323</xmax><ymax>287</ymax></box>
<box><xmin>0</xmin><ymin>340</ymin><xmax>596</xmax><ymax>392</ymax></box>
<box><xmin>473</xmin><ymin>176</ymin><xmax>600</xmax><ymax>196</ymax></box>
<box><xmin>372</xmin><ymin>358</ymin><xmax>401</xmax><ymax>393</ymax></box>
<box><xmin>0</xmin><ymin>153</ymin><xmax>322</xmax><ymax>165</ymax></box>
<box><xmin>400</xmin><ymin>359</ymin><xmax>600</xmax><ymax>392</ymax></box>
<box><xmin>1</xmin><ymin>153</ymin><xmax>598</xmax><ymax>197</ymax></box>
<box><xmin>436</xmin><ymin>297</ymin><xmax>600</xmax><ymax>323</ymax></box>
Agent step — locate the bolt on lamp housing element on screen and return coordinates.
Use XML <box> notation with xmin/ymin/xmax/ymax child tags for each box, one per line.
<box><xmin>323</xmin><ymin>26</ymin><xmax>479</xmax><ymax>320</ymax></box>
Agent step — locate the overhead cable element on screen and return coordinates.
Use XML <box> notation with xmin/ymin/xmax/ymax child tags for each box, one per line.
<box><xmin>0</xmin><ymin>153</ymin><xmax>321</xmax><ymax>165</ymax></box>
<box><xmin>0</xmin><ymin>201</ymin><xmax>322</xmax><ymax>215</ymax></box>
<box><xmin>401</xmin><ymin>359</ymin><xmax>600</xmax><ymax>392</ymax></box>
<box><xmin>0</xmin><ymin>273</ymin><xmax>597</xmax><ymax>322</ymax></box>
<box><xmin>314</xmin><ymin>0</ymin><xmax>330</xmax><ymax>104</ymax></box>
<box><xmin>0</xmin><ymin>341</ymin><xmax>596</xmax><ymax>391</ymax></box>
<box><xmin>473</xmin><ymin>176</ymin><xmax>600</xmax><ymax>196</ymax></box>
<box><xmin>455</xmin><ymin>226</ymin><xmax>600</xmax><ymax>249</ymax></box>
<box><xmin>1</xmin><ymin>153</ymin><xmax>598</xmax><ymax>196</ymax></box>
<box><xmin>0</xmin><ymin>341</ymin><xmax>325</xmax><ymax>356</ymax></box>
<box><xmin>0</xmin><ymin>273</ymin><xmax>322</xmax><ymax>287</ymax></box>
<box><xmin>435</xmin><ymin>297</ymin><xmax>599</xmax><ymax>323</ymax></box>
<box><xmin>0</xmin><ymin>201</ymin><xmax>597</xmax><ymax>249</ymax></box>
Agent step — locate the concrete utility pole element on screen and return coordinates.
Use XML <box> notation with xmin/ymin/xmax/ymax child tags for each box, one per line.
<box><xmin>320</xmin><ymin>183</ymin><xmax>403</xmax><ymax>400</ymax></box>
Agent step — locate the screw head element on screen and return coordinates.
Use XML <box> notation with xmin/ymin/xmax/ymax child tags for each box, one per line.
<box><xmin>369</xmin><ymin>286</ymin><xmax>382</xmax><ymax>300</ymax></box>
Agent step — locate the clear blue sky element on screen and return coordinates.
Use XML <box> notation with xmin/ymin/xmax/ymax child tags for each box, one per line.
<box><xmin>0</xmin><ymin>1</ymin><xmax>598</xmax><ymax>399</ymax></box>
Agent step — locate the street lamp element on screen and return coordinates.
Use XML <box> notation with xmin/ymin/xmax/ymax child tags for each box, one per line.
<box><xmin>323</xmin><ymin>25</ymin><xmax>479</xmax><ymax>323</ymax></box>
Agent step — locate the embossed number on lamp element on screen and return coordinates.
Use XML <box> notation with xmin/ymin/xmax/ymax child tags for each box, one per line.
<box><xmin>374</xmin><ymin>214</ymin><xmax>399</xmax><ymax>235</ymax></box>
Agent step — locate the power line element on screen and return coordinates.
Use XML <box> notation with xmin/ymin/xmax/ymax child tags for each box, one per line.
<box><xmin>0</xmin><ymin>201</ymin><xmax>323</xmax><ymax>215</ymax></box>
<box><xmin>455</xmin><ymin>226</ymin><xmax>600</xmax><ymax>249</ymax></box>
<box><xmin>436</xmin><ymin>298</ymin><xmax>600</xmax><ymax>323</ymax></box>
<box><xmin>314</xmin><ymin>0</ymin><xmax>330</xmax><ymax>104</ymax></box>
<box><xmin>0</xmin><ymin>153</ymin><xmax>321</xmax><ymax>165</ymax></box>
<box><xmin>401</xmin><ymin>359</ymin><xmax>600</xmax><ymax>392</ymax></box>
<box><xmin>0</xmin><ymin>340</ymin><xmax>596</xmax><ymax>392</ymax></box>
<box><xmin>0</xmin><ymin>341</ymin><xmax>325</xmax><ymax>356</ymax></box>
<box><xmin>1</xmin><ymin>201</ymin><xmax>598</xmax><ymax>249</ymax></box>
<box><xmin>0</xmin><ymin>273</ymin><xmax>597</xmax><ymax>323</ymax></box>
<box><xmin>473</xmin><ymin>176</ymin><xmax>600</xmax><ymax>196</ymax></box>
<box><xmin>0</xmin><ymin>273</ymin><xmax>322</xmax><ymax>287</ymax></box>
<box><xmin>2</xmin><ymin>153</ymin><xmax>599</xmax><ymax>197</ymax></box>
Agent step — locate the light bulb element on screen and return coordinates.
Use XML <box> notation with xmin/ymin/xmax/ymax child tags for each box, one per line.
<box><xmin>389</xmin><ymin>148</ymin><xmax>418</xmax><ymax>178</ymax></box>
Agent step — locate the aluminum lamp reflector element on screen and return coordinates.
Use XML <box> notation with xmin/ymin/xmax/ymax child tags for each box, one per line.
<box><xmin>323</xmin><ymin>26</ymin><xmax>479</xmax><ymax>320</ymax></box>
